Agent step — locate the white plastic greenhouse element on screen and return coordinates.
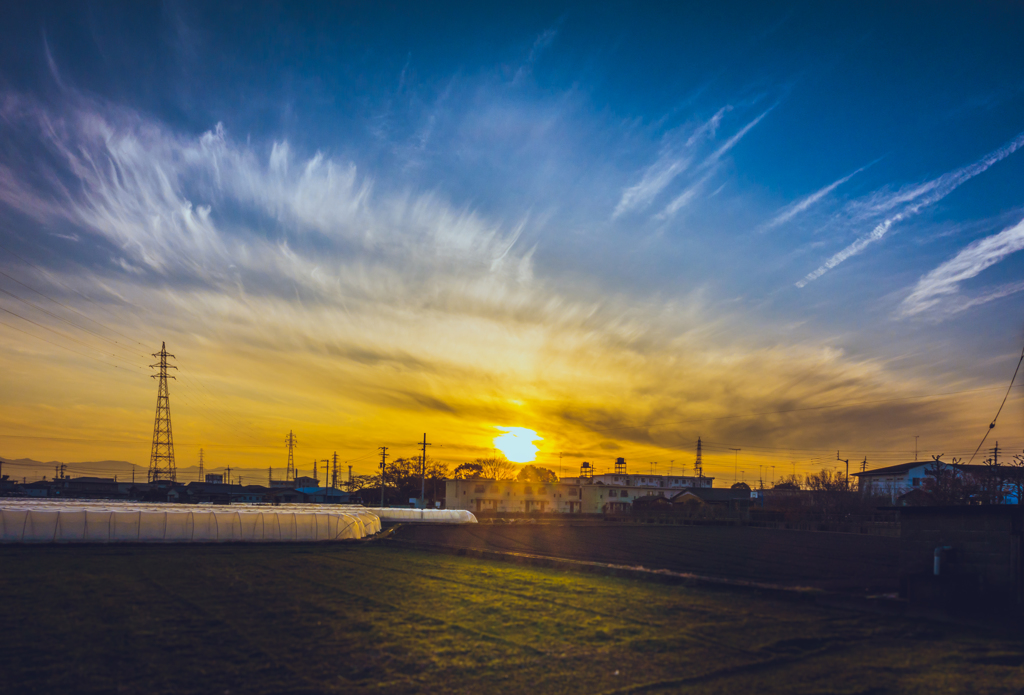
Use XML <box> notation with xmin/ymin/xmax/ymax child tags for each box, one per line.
<box><xmin>0</xmin><ymin>500</ymin><xmax>476</xmax><ymax>544</ymax></box>
<box><xmin>0</xmin><ymin>500</ymin><xmax>380</xmax><ymax>543</ymax></box>
<box><xmin>373</xmin><ymin>508</ymin><xmax>477</xmax><ymax>524</ymax></box>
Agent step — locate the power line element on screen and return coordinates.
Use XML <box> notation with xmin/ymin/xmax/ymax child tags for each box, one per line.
<box><xmin>967</xmin><ymin>340</ymin><xmax>1024</xmax><ymax>464</ymax></box>
<box><xmin>0</xmin><ymin>240</ymin><xmax>148</xmax><ymax>346</ymax></box>
<box><xmin>0</xmin><ymin>278</ymin><xmax>148</xmax><ymax>360</ymax></box>
<box><xmin>0</xmin><ymin>317</ymin><xmax>144</xmax><ymax>373</ymax></box>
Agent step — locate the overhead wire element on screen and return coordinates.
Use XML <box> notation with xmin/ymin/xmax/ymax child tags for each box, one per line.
<box><xmin>0</xmin><ymin>246</ymin><xmax>271</xmax><ymax>446</ymax></box>
<box><xmin>966</xmin><ymin>340</ymin><xmax>1024</xmax><ymax>464</ymax></box>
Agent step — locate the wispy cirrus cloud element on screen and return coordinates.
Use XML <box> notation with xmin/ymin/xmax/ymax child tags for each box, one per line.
<box><xmin>0</xmin><ymin>91</ymin><xmax>968</xmax><ymax>472</ymax></box>
<box><xmin>898</xmin><ymin>215</ymin><xmax>1024</xmax><ymax>317</ymax></box>
<box><xmin>612</xmin><ymin>106</ymin><xmax>734</xmax><ymax>219</ymax></box>
<box><xmin>701</xmin><ymin>104</ymin><xmax>775</xmax><ymax>168</ymax></box>
<box><xmin>655</xmin><ymin>105</ymin><xmax>775</xmax><ymax>220</ymax></box>
<box><xmin>796</xmin><ymin>130</ymin><xmax>1024</xmax><ymax>288</ymax></box>
<box><xmin>761</xmin><ymin>161</ymin><xmax>873</xmax><ymax>232</ymax></box>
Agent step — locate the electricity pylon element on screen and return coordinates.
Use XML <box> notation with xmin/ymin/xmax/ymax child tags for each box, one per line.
<box><xmin>285</xmin><ymin>430</ymin><xmax>297</xmax><ymax>481</ymax></box>
<box><xmin>148</xmin><ymin>342</ymin><xmax>177</xmax><ymax>482</ymax></box>
<box><xmin>331</xmin><ymin>452</ymin><xmax>339</xmax><ymax>489</ymax></box>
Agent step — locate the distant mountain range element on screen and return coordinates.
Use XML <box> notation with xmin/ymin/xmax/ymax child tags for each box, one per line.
<box><xmin>0</xmin><ymin>456</ymin><xmax>295</xmax><ymax>486</ymax></box>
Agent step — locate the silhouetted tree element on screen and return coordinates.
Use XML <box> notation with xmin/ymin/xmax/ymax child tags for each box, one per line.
<box><xmin>730</xmin><ymin>481</ymin><xmax>751</xmax><ymax>491</ymax></box>
<box><xmin>452</xmin><ymin>462</ymin><xmax>484</xmax><ymax>480</ymax></box>
<box><xmin>1007</xmin><ymin>451</ymin><xmax>1024</xmax><ymax>505</ymax></box>
<box><xmin>774</xmin><ymin>474</ymin><xmax>802</xmax><ymax>489</ymax></box>
<box><xmin>919</xmin><ymin>456</ymin><xmax>979</xmax><ymax>505</ymax></box>
<box><xmin>477</xmin><ymin>456</ymin><xmax>517</xmax><ymax>481</ymax></box>
<box><xmin>516</xmin><ymin>465</ymin><xmax>558</xmax><ymax>483</ymax></box>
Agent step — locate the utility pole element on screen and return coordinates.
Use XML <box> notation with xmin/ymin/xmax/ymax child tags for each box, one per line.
<box><xmin>198</xmin><ymin>448</ymin><xmax>204</xmax><ymax>482</ymax></box>
<box><xmin>379</xmin><ymin>446</ymin><xmax>389</xmax><ymax>508</ymax></box>
<box><xmin>837</xmin><ymin>452</ymin><xmax>850</xmax><ymax>491</ymax></box>
<box><xmin>348</xmin><ymin>464</ymin><xmax>352</xmax><ymax>487</ymax></box>
<box><xmin>321</xmin><ymin>459</ymin><xmax>330</xmax><ymax>489</ymax></box>
<box><xmin>914</xmin><ymin>435</ymin><xmax>919</xmax><ymax>461</ymax></box>
<box><xmin>729</xmin><ymin>448</ymin><xmax>741</xmax><ymax>483</ymax></box>
<box><xmin>226</xmin><ymin>466</ymin><xmax>232</xmax><ymax>485</ymax></box>
<box><xmin>418</xmin><ymin>433</ymin><xmax>432</xmax><ymax>508</ymax></box>
<box><xmin>331</xmin><ymin>452</ymin><xmax>339</xmax><ymax>489</ymax></box>
<box><xmin>268</xmin><ymin>467</ymin><xmax>272</xmax><ymax>486</ymax></box>
<box><xmin>148</xmin><ymin>342</ymin><xmax>177</xmax><ymax>482</ymax></box>
<box><xmin>285</xmin><ymin>431</ymin><xmax>297</xmax><ymax>481</ymax></box>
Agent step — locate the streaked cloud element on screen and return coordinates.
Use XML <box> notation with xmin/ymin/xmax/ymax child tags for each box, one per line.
<box><xmin>797</xmin><ymin>130</ymin><xmax>1024</xmax><ymax>287</ymax></box>
<box><xmin>898</xmin><ymin>215</ymin><xmax>1024</xmax><ymax>317</ymax></box>
<box><xmin>702</xmin><ymin>104</ymin><xmax>775</xmax><ymax>167</ymax></box>
<box><xmin>612</xmin><ymin>106</ymin><xmax>734</xmax><ymax>219</ymax></box>
<box><xmin>761</xmin><ymin>161</ymin><xmax>872</xmax><ymax>231</ymax></box>
<box><xmin>0</xmin><ymin>92</ymin><xmax>982</xmax><ymax>474</ymax></box>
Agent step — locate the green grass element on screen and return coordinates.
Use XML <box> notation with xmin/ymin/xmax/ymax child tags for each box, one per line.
<box><xmin>0</xmin><ymin>542</ymin><xmax>1021</xmax><ymax>694</ymax></box>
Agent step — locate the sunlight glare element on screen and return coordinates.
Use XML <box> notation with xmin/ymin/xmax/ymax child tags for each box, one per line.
<box><xmin>493</xmin><ymin>427</ymin><xmax>542</xmax><ymax>463</ymax></box>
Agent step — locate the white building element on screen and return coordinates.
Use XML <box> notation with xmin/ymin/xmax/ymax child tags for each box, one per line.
<box><xmin>445</xmin><ymin>466</ymin><xmax>713</xmax><ymax>514</ymax></box>
<box><xmin>852</xmin><ymin>460</ymin><xmax>995</xmax><ymax>503</ymax></box>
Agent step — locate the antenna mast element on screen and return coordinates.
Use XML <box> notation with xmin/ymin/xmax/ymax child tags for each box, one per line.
<box><xmin>148</xmin><ymin>342</ymin><xmax>177</xmax><ymax>482</ymax></box>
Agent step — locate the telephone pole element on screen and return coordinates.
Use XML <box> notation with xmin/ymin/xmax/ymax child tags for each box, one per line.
<box><xmin>321</xmin><ymin>459</ymin><xmax>330</xmax><ymax>489</ymax></box>
<box><xmin>418</xmin><ymin>433</ymin><xmax>432</xmax><ymax>508</ymax></box>
<box><xmin>148</xmin><ymin>342</ymin><xmax>177</xmax><ymax>482</ymax></box>
<box><xmin>379</xmin><ymin>446</ymin><xmax>389</xmax><ymax>508</ymax></box>
<box><xmin>285</xmin><ymin>431</ymin><xmax>297</xmax><ymax>481</ymax></box>
<box><xmin>198</xmin><ymin>448</ymin><xmax>204</xmax><ymax>482</ymax></box>
<box><xmin>837</xmin><ymin>451</ymin><xmax>850</xmax><ymax>490</ymax></box>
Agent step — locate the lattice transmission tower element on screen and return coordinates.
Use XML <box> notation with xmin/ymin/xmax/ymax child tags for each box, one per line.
<box><xmin>148</xmin><ymin>342</ymin><xmax>177</xmax><ymax>482</ymax></box>
<box><xmin>285</xmin><ymin>430</ymin><xmax>298</xmax><ymax>481</ymax></box>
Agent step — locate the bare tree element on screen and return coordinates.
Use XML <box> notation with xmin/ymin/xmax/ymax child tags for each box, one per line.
<box><xmin>452</xmin><ymin>463</ymin><xmax>484</xmax><ymax>480</ymax></box>
<box><xmin>516</xmin><ymin>464</ymin><xmax>558</xmax><ymax>483</ymax></box>
<box><xmin>921</xmin><ymin>456</ymin><xmax>978</xmax><ymax>505</ymax></box>
<box><xmin>1007</xmin><ymin>451</ymin><xmax>1024</xmax><ymax>505</ymax></box>
<box><xmin>477</xmin><ymin>456</ymin><xmax>517</xmax><ymax>480</ymax></box>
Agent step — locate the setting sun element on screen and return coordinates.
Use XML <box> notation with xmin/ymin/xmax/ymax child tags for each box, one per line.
<box><xmin>493</xmin><ymin>427</ymin><xmax>542</xmax><ymax>463</ymax></box>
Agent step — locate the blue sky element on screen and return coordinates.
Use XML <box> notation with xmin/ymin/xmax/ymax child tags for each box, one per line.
<box><xmin>1</xmin><ymin>1</ymin><xmax>1023</xmax><ymax>477</ymax></box>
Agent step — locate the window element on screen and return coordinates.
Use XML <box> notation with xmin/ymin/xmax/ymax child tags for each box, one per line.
<box><xmin>912</xmin><ymin>478</ymin><xmax>920</xmax><ymax>487</ymax></box>
<box><xmin>524</xmin><ymin>486</ymin><xmax>534</xmax><ymax>495</ymax></box>
<box><xmin>609</xmin><ymin>490</ymin><xmax>617</xmax><ymax>497</ymax></box>
<box><xmin>621</xmin><ymin>490</ymin><xmax>629</xmax><ymax>497</ymax></box>
<box><xmin>474</xmin><ymin>485</ymin><xmax>486</xmax><ymax>493</ymax></box>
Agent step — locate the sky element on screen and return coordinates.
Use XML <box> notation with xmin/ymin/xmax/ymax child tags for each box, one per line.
<box><xmin>1</xmin><ymin>1</ymin><xmax>1023</xmax><ymax>484</ymax></box>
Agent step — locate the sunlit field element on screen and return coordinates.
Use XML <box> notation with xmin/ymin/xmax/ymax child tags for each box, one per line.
<box><xmin>1</xmin><ymin>543</ymin><xmax>1021</xmax><ymax>694</ymax></box>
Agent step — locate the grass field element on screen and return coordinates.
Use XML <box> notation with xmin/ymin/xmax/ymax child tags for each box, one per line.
<box><xmin>390</xmin><ymin>522</ymin><xmax>900</xmax><ymax>591</ymax></box>
<box><xmin>1</xmin><ymin>542</ymin><xmax>1022</xmax><ymax>694</ymax></box>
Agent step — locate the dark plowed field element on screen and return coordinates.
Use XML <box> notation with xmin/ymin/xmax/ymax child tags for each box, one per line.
<box><xmin>392</xmin><ymin>522</ymin><xmax>900</xmax><ymax>591</ymax></box>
